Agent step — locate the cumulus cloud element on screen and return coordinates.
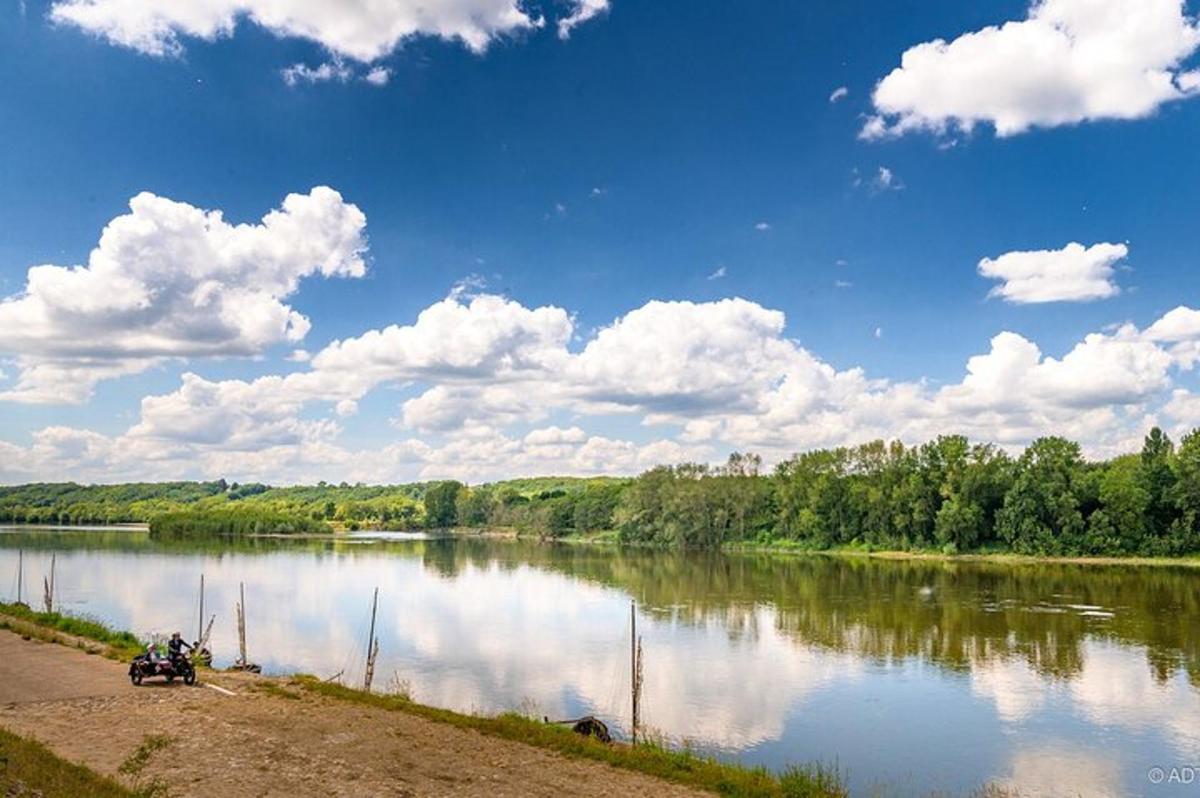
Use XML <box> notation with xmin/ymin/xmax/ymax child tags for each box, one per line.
<box><xmin>50</xmin><ymin>0</ymin><xmax>608</xmax><ymax>61</ymax></box>
<box><xmin>979</xmin><ymin>242</ymin><xmax>1127</xmax><ymax>303</ymax></box>
<box><xmin>829</xmin><ymin>86</ymin><xmax>849</xmax><ymax>103</ymax></box>
<box><xmin>50</xmin><ymin>0</ymin><xmax>543</xmax><ymax>60</ymax></box>
<box><xmin>312</xmin><ymin>293</ymin><xmax>573</xmax><ymax>383</ymax></box>
<box><xmin>7</xmin><ymin>285</ymin><xmax>1200</xmax><ymax>483</ymax></box>
<box><xmin>0</xmin><ymin>187</ymin><xmax>366</xmax><ymax>403</ymax></box>
<box><xmin>863</xmin><ymin>0</ymin><xmax>1200</xmax><ymax>139</ymax></box>
<box><xmin>1146</xmin><ymin>306</ymin><xmax>1200</xmax><ymax>368</ymax></box>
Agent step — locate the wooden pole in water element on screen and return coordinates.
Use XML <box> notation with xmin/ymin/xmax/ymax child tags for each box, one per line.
<box><xmin>237</xmin><ymin>582</ymin><xmax>247</xmax><ymax>667</ymax></box>
<box><xmin>16</xmin><ymin>549</ymin><xmax>23</xmax><ymax>605</ymax></box>
<box><xmin>363</xmin><ymin>587</ymin><xmax>379</xmax><ymax>692</ymax></box>
<box><xmin>631</xmin><ymin>600</ymin><xmax>638</xmax><ymax>744</ymax></box>
<box><xmin>197</xmin><ymin>574</ymin><xmax>205</xmax><ymax>644</ymax></box>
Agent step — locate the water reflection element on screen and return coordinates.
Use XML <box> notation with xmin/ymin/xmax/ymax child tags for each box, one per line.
<box><xmin>1</xmin><ymin>528</ymin><xmax>1197</xmax><ymax>797</ymax></box>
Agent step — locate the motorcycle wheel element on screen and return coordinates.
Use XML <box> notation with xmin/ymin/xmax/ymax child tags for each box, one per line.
<box><xmin>131</xmin><ymin>671</ymin><xmax>143</xmax><ymax>686</ymax></box>
<box><xmin>184</xmin><ymin>669</ymin><xmax>196</xmax><ymax>686</ymax></box>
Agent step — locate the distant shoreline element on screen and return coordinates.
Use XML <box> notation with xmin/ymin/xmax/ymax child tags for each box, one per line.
<box><xmin>455</xmin><ymin>527</ymin><xmax>1200</xmax><ymax>568</ymax></box>
<box><xmin>7</xmin><ymin>521</ymin><xmax>1200</xmax><ymax>567</ymax></box>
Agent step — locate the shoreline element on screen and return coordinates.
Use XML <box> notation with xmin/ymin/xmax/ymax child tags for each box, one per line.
<box><xmin>0</xmin><ymin>603</ymin><xmax>844</xmax><ymax>798</ymax></box>
<box><xmin>451</xmin><ymin>527</ymin><xmax>1200</xmax><ymax>568</ymax></box>
<box><xmin>8</xmin><ymin>520</ymin><xmax>1200</xmax><ymax>567</ymax></box>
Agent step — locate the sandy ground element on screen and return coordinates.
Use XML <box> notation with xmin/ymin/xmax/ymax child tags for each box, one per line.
<box><xmin>0</xmin><ymin>630</ymin><xmax>705</xmax><ymax>797</ymax></box>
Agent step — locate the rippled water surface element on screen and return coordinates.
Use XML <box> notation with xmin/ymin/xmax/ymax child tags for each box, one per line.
<box><xmin>2</xmin><ymin>527</ymin><xmax>1197</xmax><ymax>797</ymax></box>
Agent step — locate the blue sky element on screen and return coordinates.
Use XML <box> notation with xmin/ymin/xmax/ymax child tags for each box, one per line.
<box><xmin>3</xmin><ymin>0</ymin><xmax>1200</xmax><ymax>484</ymax></box>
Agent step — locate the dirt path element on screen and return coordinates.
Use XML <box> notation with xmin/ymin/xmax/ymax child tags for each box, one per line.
<box><xmin>0</xmin><ymin>630</ymin><xmax>706</xmax><ymax>797</ymax></box>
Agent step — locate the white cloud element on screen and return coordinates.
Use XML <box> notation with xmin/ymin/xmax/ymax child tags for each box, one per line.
<box><xmin>557</xmin><ymin>0</ymin><xmax>609</xmax><ymax>40</ymax></box>
<box><xmin>49</xmin><ymin>0</ymin><xmax>548</xmax><ymax>60</ymax></box>
<box><xmin>754</xmin><ymin>221</ymin><xmax>771</xmax><ymax>231</ymax></box>
<box><xmin>1146</xmin><ymin>306</ymin><xmax>1200</xmax><ymax>368</ymax></box>
<box><xmin>281</xmin><ymin>59</ymin><xmax>352</xmax><ymax>86</ymax></box>
<box><xmin>829</xmin><ymin>86</ymin><xmax>848</xmax><ymax>103</ymax></box>
<box><xmin>863</xmin><ymin>0</ymin><xmax>1200</xmax><ymax>139</ymax></box>
<box><xmin>873</xmin><ymin>166</ymin><xmax>902</xmax><ymax>191</ymax></box>
<box><xmin>0</xmin><ymin>187</ymin><xmax>367</xmax><ymax>403</ymax></box>
<box><xmin>312</xmin><ymin>293</ymin><xmax>573</xmax><ymax>383</ymax></box>
<box><xmin>8</xmin><ymin>287</ymin><xmax>1200</xmax><ymax>483</ymax></box>
<box><xmin>707</xmin><ymin>266</ymin><xmax>727</xmax><ymax>280</ymax></box>
<box><xmin>1146</xmin><ymin>306</ymin><xmax>1200</xmax><ymax>342</ymax></box>
<box><xmin>979</xmin><ymin>242</ymin><xmax>1127</xmax><ymax>303</ymax></box>
<box><xmin>364</xmin><ymin>66</ymin><xmax>391</xmax><ymax>86</ymax></box>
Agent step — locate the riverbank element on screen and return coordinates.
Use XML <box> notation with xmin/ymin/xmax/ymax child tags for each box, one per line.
<box><xmin>11</xmin><ymin>520</ymin><xmax>1200</xmax><ymax>567</ymax></box>
<box><xmin>0</xmin><ymin>606</ymin><xmax>844</xmax><ymax>798</ymax></box>
<box><xmin>437</xmin><ymin>526</ymin><xmax>1200</xmax><ymax>568</ymax></box>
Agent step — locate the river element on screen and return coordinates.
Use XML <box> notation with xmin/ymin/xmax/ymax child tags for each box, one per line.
<box><xmin>1</xmin><ymin>526</ymin><xmax>1197</xmax><ymax>797</ymax></box>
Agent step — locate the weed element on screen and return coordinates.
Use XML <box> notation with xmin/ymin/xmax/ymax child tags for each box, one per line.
<box><xmin>118</xmin><ymin>734</ymin><xmax>174</xmax><ymax>798</ymax></box>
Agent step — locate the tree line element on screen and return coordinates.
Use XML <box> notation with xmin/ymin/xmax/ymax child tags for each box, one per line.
<box><xmin>613</xmin><ymin>430</ymin><xmax>1200</xmax><ymax>556</ymax></box>
<box><xmin>5</xmin><ymin>429</ymin><xmax>1200</xmax><ymax>555</ymax></box>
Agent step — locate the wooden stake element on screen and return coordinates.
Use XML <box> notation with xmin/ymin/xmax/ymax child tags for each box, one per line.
<box><xmin>364</xmin><ymin>587</ymin><xmax>379</xmax><ymax>692</ymax></box>
<box><xmin>199</xmin><ymin>614</ymin><xmax>215</xmax><ymax>652</ymax></box>
<box><xmin>631</xmin><ymin>600</ymin><xmax>639</xmax><ymax>744</ymax></box>
<box><xmin>16</xmin><ymin>549</ymin><xmax>22</xmax><ymax>605</ymax></box>
<box><xmin>635</xmin><ymin>636</ymin><xmax>643</xmax><ymax>740</ymax></box>
<box><xmin>197</xmin><ymin>574</ymin><xmax>205</xmax><ymax>644</ymax></box>
<box><xmin>236</xmin><ymin>582</ymin><xmax>248</xmax><ymax>667</ymax></box>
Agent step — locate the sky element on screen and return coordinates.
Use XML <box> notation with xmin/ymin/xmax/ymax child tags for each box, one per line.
<box><xmin>2</xmin><ymin>0</ymin><xmax>1200</xmax><ymax>485</ymax></box>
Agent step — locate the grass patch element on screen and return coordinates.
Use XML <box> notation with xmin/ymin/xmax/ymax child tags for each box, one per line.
<box><xmin>0</xmin><ymin>725</ymin><xmax>135</xmax><ymax>798</ymax></box>
<box><xmin>294</xmin><ymin>677</ymin><xmax>844</xmax><ymax>797</ymax></box>
<box><xmin>254</xmin><ymin>682</ymin><xmax>302</xmax><ymax>700</ymax></box>
<box><xmin>0</xmin><ymin>601</ymin><xmax>144</xmax><ymax>660</ymax></box>
<box><xmin>117</xmin><ymin>734</ymin><xmax>173</xmax><ymax>798</ymax></box>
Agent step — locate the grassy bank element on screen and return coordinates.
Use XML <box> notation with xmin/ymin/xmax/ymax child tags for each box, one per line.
<box><xmin>0</xmin><ymin>602</ymin><xmax>144</xmax><ymax>660</ymax></box>
<box><xmin>719</xmin><ymin>540</ymin><xmax>1200</xmax><ymax>568</ymax></box>
<box><xmin>0</xmin><ymin>726</ymin><xmax>135</xmax><ymax>798</ymax></box>
<box><xmin>291</xmin><ymin>677</ymin><xmax>844</xmax><ymax>797</ymax></box>
<box><xmin>469</xmin><ymin>526</ymin><xmax>1200</xmax><ymax>567</ymax></box>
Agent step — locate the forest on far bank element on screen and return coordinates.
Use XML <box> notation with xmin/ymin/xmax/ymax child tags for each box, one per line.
<box><xmin>4</xmin><ymin>428</ymin><xmax>1200</xmax><ymax>557</ymax></box>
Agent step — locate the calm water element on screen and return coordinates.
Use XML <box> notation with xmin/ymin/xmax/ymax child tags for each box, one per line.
<box><xmin>2</xmin><ymin>527</ymin><xmax>1198</xmax><ymax>797</ymax></box>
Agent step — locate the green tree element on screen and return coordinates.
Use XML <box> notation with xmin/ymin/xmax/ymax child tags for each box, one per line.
<box><xmin>996</xmin><ymin>437</ymin><xmax>1087</xmax><ymax>554</ymax></box>
<box><xmin>1086</xmin><ymin>455</ymin><xmax>1148</xmax><ymax>554</ymax></box>
<box><xmin>424</xmin><ymin>481</ymin><xmax>465</xmax><ymax>528</ymax></box>
<box><xmin>1139</xmin><ymin>427</ymin><xmax>1177</xmax><ymax>542</ymax></box>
